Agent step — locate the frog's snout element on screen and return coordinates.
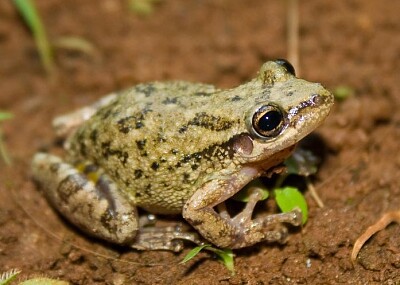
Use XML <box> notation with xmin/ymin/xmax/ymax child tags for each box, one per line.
<box><xmin>310</xmin><ymin>89</ymin><xmax>334</xmax><ymax>109</ymax></box>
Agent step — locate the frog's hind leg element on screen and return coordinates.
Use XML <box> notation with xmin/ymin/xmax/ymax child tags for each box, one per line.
<box><xmin>31</xmin><ymin>152</ymin><xmax>138</xmax><ymax>244</ymax></box>
<box><xmin>32</xmin><ymin>153</ymin><xmax>203</xmax><ymax>251</ymax></box>
<box><xmin>53</xmin><ymin>93</ymin><xmax>117</xmax><ymax>138</ymax></box>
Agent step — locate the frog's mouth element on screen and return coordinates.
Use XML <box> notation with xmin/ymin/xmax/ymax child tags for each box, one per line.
<box><xmin>248</xmin><ymin>144</ymin><xmax>296</xmax><ymax>174</ymax></box>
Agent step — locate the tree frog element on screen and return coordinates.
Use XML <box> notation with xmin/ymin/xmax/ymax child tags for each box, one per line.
<box><xmin>32</xmin><ymin>60</ymin><xmax>333</xmax><ymax>251</ymax></box>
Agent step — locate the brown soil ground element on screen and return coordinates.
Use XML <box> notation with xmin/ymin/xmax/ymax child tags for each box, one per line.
<box><xmin>1</xmin><ymin>0</ymin><xmax>399</xmax><ymax>284</ymax></box>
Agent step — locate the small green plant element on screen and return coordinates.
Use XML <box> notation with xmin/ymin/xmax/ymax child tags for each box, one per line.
<box><xmin>0</xmin><ymin>111</ymin><xmax>13</xmax><ymax>165</ymax></box>
<box><xmin>180</xmin><ymin>244</ymin><xmax>235</xmax><ymax>274</ymax></box>
<box><xmin>0</xmin><ymin>269</ymin><xmax>20</xmax><ymax>285</ymax></box>
<box><xmin>19</xmin><ymin>278</ymin><xmax>69</xmax><ymax>285</ymax></box>
<box><xmin>13</xmin><ymin>0</ymin><xmax>54</xmax><ymax>73</ymax></box>
<box><xmin>275</xmin><ymin>186</ymin><xmax>308</xmax><ymax>224</ymax></box>
<box><xmin>333</xmin><ymin>85</ymin><xmax>354</xmax><ymax>101</ymax></box>
<box><xmin>128</xmin><ymin>0</ymin><xmax>162</xmax><ymax>16</ymax></box>
<box><xmin>0</xmin><ymin>269</ymin><xmax>69</xmax><ymax>285</ymax></box>
<box><xmin>180</xmin><ymin>148</ymin><xmax>320</xmax><ymax>272</ymax></box>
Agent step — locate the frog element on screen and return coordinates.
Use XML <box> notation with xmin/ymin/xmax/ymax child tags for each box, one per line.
<box><xmin>31</xmin><ymin>59</ymin><xmax>334</xmax><ymax>251</ymax></box>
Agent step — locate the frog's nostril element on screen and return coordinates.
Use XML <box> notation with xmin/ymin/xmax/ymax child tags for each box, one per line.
<box><xmin>310</xmin><ymin>94</ymin><xmax>323</xmax><ymax>106</ymax></box>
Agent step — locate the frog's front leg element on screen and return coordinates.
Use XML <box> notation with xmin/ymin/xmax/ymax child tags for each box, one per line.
<box><xmin>32</xmin><ymin>153</ymin><xmax>200</xmax><ymax>251</ymax></box>
<box><xmin>183</xmin><ymin>166</ymin><xmax>302</xmax><ymax>249</ymax></box>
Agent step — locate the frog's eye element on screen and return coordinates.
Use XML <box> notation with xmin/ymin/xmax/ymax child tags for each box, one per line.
<box><xmin>275</xmin><ymin>59</ymin><xmax>296</xmax><ymax>76</ymax></box>
<box><xmin>251</xmin><ymin>104</ymin><xmax>286</xmax><ymax>139</ymax></box>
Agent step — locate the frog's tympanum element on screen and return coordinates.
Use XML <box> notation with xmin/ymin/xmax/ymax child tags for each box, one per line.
<box><xmin>32</xmin><ymin>60</ymin><xmax>333</xmax><ymax>251</ymax></box>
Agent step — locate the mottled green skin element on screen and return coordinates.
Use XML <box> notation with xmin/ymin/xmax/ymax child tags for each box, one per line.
<box><xmin>33</xmin><ymin>60</ymin><xmax>334</xmax><ymax>249</ymax></box>
<box><xmin>66</xmin><ymin>61</ymin><xmax>332</xmax><ymax>215</ymax></box>
<box><xmin>67</xmin><ymin>82</ymin><xmax>243</xmax><ymax>213</ymax></box>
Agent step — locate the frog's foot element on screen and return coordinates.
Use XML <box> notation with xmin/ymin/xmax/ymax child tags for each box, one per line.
<box><xmin>32</xmin><ymin>153</ymin><xmax>138</xmax><ymax>244</ymax></box>
<box><xmin>131</xmin><ymin>224</ymin><xmax>203</xmax><ymax>252</ymax></box>
<box><xmin>183</xmin><ymin>166</ymin><xmax>302</xmax><ymax>249</ymax></box>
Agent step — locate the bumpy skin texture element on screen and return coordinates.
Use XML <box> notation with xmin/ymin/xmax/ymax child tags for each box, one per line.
<box><xmin>32</xmin><ymin>60</ymin><xmax>334</xmax><ymax>250</ymax></box>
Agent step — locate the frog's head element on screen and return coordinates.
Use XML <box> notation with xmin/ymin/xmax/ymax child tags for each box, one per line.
<box><xmin>233</xmin><ymin>59</ymin><xmax>334</xmax><ymax>165</ymax></box>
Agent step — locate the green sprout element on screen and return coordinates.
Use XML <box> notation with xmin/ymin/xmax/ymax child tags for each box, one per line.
<box><xmin>0</xmin><ymin>269</ymin><xmax>20</xmax><ymax>285</ymax></box>
<box><xmin>19</xmin><ymin>278</ymin><xmax>69</xmax><ymax>285</ymax></box>
<box><xmin>12</xmin><ymin>0</ymin><xmax>54</xmax><ymax>73</ymax></box>
<box><xmin>128</xmin><ymin>0</ymin><xmax>162</xmax><ymax>16</ymax></box>
<box><xmin>180</xmin><ymin>244</ymin><xmax>234</xmax><ymax>274</ymax></box>
<box><xmin>333</xmin><ymin>85</ymin><xmax>354</xmax><ymax>101</ymax></box>
<box><xmin>0</xmin><ymin>112</ymin><xmax>13</xmax><ymax>165</ymax></box>
<box><xmin>180</xmin><ymin>148</ymin><xmax>321</xmax><ymax>272</ymax></box>
<box><xmin>0</xmin><ymin>269</ymin><xmax>69</xmax><ymax>285</ymax></box>
<box><xmin>275</xmin><ymin>186</ymin><xmax>308</xmax><ymax>225</ymax></box>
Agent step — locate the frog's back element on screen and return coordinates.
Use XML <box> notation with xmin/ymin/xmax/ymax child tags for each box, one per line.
<box><xmin>67</xmin><ymin>81</ymin><xmax>245</xmax><ymax>214</ymax></box>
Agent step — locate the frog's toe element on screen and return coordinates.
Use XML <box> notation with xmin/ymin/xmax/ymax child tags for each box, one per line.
<box><xmin>32</xmin><ymin>153</ymin><xmax>138</xmax><ymax>244</ymax></box>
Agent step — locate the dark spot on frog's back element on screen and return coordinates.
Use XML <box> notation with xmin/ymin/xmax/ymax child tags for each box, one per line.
<box><xmin>134</xmin><ymin>83</ymin><xmax>156</xmax><ymax>97</ymax></box>
<box><xmin>117</xmin><ymin>113</ymin><xmax>144</xmax><ymax>133</ymax></box>
<box><xmin>90</xmin><ymin>129</ymin><xmax>98</xmax><ymax>142</ymax></box>
<box><xmin>101</xmin><ymin>141</ymin><xmax>129</xmax><ymax>165</ymax></box>
<box><xmin>151</xmin><ymin>162</ymin><xmax>159</xmax><ymax>171</ymax></box>
<box><xmin>180</xmin><ymin>112</ymin><xmax>235</xmax><ymax>132</ymax></box>
<box><xmin>162</xmin><ymin>97</ymin><xmax>178</xmax><ymax>104</ymax></box>
<box><xmin>136</xmin><ymin>139</ymin><xmax>146</xmax><ymax>150</ymax></box>
<box><xmin>194</xmin><ymin>91</ymin><xmax>213</xmax><ymax>97</ymax></box>
<box><xmin>144</xmin><ymin>184</ymin><xmax>153</xmax><ymax>196</ymax></box>
<box><xmin>182</xmin><ymin>173</ymin><xmax>191</xmax><ymax>183</ymax></box>
<box><xmin>179</xmin><ymin>126</ymin><xmax>188</xmax><ymax>133</ymax></box>
<box><xmin>134</xmin><ymin>169</ymin><xmax>143</xmax><ymax>179</ymax></box>
<box><xmin>191</xmin><ymin>133</ymin><xmax>249</xmax><ymax>163</ymax></box>
<box><xmin>191</xmin><ymin>164</ymin><xmax>199</xmax><ymax>171</ymax></box>
<box><xmin>231</xmin><ymin>95</ymin><xmax>242</xmax><ymax>101</ymax></box>
<box><xmin>96</xmin><ymin>100</ymin><xmax>120</xmax><ymax>120</ymax></box>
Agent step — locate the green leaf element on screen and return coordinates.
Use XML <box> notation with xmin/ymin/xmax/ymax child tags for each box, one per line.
<box><xmin>0</xmin><ymin>269</ymin><xmax>20</xmax><ymax>285</ymax></box>
<box><xmin>53</xmin><ymin>36</ymin><xmax>95</xmax><ymax>56</ymax></box>
<box><xmin>13</xmin><ymin>0</ymin><xmax>54</xmax><ymax>73</ymax></box>
<box><xmin>180</xmin><ymin>244</ymin><xmax>211</xmax><ymax>264</ymax></box>
<box><xmin>129</xmin><ymin>0</ymin><xmax>162</xmax><ymax>16</ymax></box>
<box><xmin>232</xmin><ymin>179</ymin><xmax>269</xmax><ymax>202</ymax></box>
<box><xmin>333</xmin><ymin>85</ymin><xmax>354</xmax><ymax>101</ymax></box>
<box><xmin>19</xmin><ymin>278</ymin><xmax>69</xmax><ymax>285</ymax></box>
<box><xmin>0</xmin><ymin>112</ymin><xmax>13</xmax><ymax>122</ymax></box>
<box><xmin>208</xmin><ymin>248</ymin><xmax>235</xmax><ymax>274</ymax></box>
<box><xmin>180</xmin><ymin>245</ymin><xmax>235</xmax><ymax>274</ymax></box>
<box><xmin>275</xmin><ymin>186</ymin><xmax>308</xmax><ymax>224</ymax></box>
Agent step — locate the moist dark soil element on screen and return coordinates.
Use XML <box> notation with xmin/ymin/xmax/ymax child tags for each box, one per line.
<box><xmin>1</xmin><ymin>0</ymin><xmax>399</xmax><ymax>284</ymax></box>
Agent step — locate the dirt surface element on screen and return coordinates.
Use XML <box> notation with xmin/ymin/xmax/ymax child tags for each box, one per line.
<box><xmin>1</xmin><ymin>0</ymin><xmax>400</xmax><ymax>284</ymax></box>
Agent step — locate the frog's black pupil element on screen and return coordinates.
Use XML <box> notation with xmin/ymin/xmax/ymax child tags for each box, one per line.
<box><xmin>275</xmin><ymin>59</ymin><xmax>296</xmax><ymax>76</ymax></box>
<box><xmin>258</xmin><ymin>110</ymin><xmax>282</xmax><ymax>132</ymax></box>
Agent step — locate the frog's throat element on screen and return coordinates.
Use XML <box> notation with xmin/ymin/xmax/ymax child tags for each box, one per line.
<box><xmin>246</xmin><ymin>144</ymin><xmax>296</xmax><ymax>174</ymax></box>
